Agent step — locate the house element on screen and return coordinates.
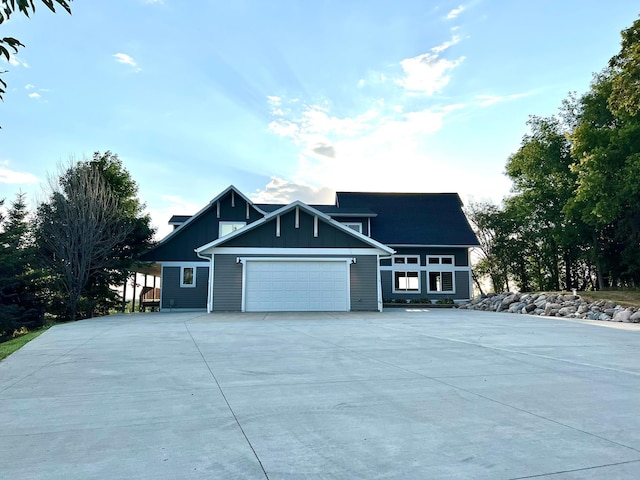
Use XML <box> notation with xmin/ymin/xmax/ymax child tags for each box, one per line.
<box><xmin>138</xmin><ymin>185</ymin><xmax>479</xmax><ymax>312</ymax></box>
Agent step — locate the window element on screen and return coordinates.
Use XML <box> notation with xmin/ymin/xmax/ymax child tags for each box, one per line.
<box><xmin>427</xmin><ymin>255</ymin><xmax>454</xmax><ymax>265</ymax></box>
<box><xmin>181</xmin><ymin>267</ymin><xmax>196</xmax><ymax>288</ymax></box>
<box><xmin>219</xmin><ymin>221</ymin><xmax>246</xmax><ymax>237</ymax></box>
<box><xmin>428</xmin><ymin>271</ymin><xmax>454</xmax><ymax>293</ymax></box>
<box><xmin>392</xmin><ymin>256</ymin><xmax>420</xmax><ymax>293</ymax></box>
<box><xmin>395</xmin><ymin>271</ymin><xmax>419</xmax><ymax>292</ymax></box>
<box><xmin>393</xmin><ymin>256</ymin><xmax>419</xmax><ymax>265</ymax></box>
<box><xmin>342</xmin><ymin>222</ymin><xmax>362</xmax><ymax>233</ymax></box>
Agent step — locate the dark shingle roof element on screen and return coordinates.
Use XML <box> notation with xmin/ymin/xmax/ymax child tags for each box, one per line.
<box><xmin>336</xmin><ymin>192</ymin><xmax>479</xmax><ymax>246</ymax></box>
<box><xmin>168</xmin><ymin>215</ymin><xmax>192</xmax><ymax>225</ymax></box>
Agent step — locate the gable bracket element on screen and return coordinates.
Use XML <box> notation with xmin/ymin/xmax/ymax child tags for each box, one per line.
<box><xmin>246</xmin><ymin>202</ymin><xmax>250</xmax><ymax>219</ymax></box>
<box><xmin>276</xmin><ymin>215</ymin><xmax>281</xmax><ymax>237</ymax></box>
<box><xmin>313</xmin><ymin>215</ymin><xmax>319</xmax><ymax>237</ymax></box>
<box><xmin>231</xmin><ymin>190</ymin><xmax>235</xmax><ymax>207</ymax></box>
<box><xmin>295</xmin><ymin>206</ymin><xmax>300</xmax><ymax>229</ymax></box>
<box><xmin>216</xmin><ymin>201</ymin><xmax>220</xmax><ymax>219</ymax></box>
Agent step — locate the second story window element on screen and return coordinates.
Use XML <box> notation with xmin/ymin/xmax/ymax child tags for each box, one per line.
<box><xmin>219</xmin><ymin>221</ymin><xmax>246</xmax><ymax>237</ymax></box>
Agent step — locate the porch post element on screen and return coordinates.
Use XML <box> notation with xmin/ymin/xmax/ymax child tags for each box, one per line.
<box><xmin>122</xmin><ymin>273</ymin><xmax>128</xmax><ymax>312</ymax></box>
<box><xmin>131</xmin><ymin>274</ymin><xmax>137</xmax><ymax>313</ymax></box>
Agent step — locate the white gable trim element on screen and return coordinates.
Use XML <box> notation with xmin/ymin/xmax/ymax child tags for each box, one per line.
<box><xmin>195</xmin><ymin>200</ymin><xmax>395</xmax><ymax>255</ymax></box>
<box><xmin>153</xmin><ymin>185</ymin><xmax>266</xmax><ymax>247</ymax></box>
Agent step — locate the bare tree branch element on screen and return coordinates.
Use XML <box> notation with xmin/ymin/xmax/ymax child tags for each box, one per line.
<box><xmin>36</xmin><ymin>162</ymin><xmax>132</xmax><ymax>321</ymax></box>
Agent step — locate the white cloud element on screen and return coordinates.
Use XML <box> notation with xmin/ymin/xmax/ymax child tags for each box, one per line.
<box><xmin>0</xmin><ymin>166</ymin><xmax>39</xmax><ymax>184</ymax></box>
<box><xmin>28</xmin><ymin>92</ymin><xmax>41</xmax><ymax>99</ymax></box>
<box><xmin>267</xmin><ymin>96</ymin><xmax>456</xmax><ymax>194</ymax></box>
<box><xmin>4</xmin><ymin>54</ymin><xmax>29</xmax><ymax>68</ymax></box>
<box><xmin>146</xmin><ymin>194</ymin><xmax>202</xmax><ymax>240</ymax></box>
<box><xmin>25</xmin><ymin>84</ymin><xmax>35</xmax><ymax>90</ymax></box>
<box><xmin>396</xmin><ymin>38</ymin><xmax>464</xmax><ymax>95</ymax></box>
<box><xmin>447</xmin><ymin>5</ymin><xmax>465</xmax><ymax>19</ymax></box>
<box><xmin>251</xmin><ymin>177</ymin><xmax>334</xmax><ymax>204</ymax></box>
<box><xmin>113</xmin><ymin>53</ymin><xmax>141</xmax><ymax>71</ymax></box>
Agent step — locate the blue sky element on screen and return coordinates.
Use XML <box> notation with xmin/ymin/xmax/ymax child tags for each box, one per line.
<box><xmin>1</xmin><ymin>1</ymin><xmax>638</xmax><ymax>238</ymax></box>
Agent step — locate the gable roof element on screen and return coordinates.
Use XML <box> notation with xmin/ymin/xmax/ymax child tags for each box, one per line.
<box><xmin>168</xmin><ymin>215</ymin><xmax>191</xmax><ymax>225</ymax></box>
<box><xmin>336</xmin><ymin>192</ymin><xmax>479</xmax><ymax>246</ymax></box>
<box><xmin>153</xmin><ymin>185</ymin><xmax>266</xmax><ymax>247</ymax></box>
<box><xmin>195</xmin><ymin>200</ymin><xmax>394</xmax><ymax>254</ymax></box>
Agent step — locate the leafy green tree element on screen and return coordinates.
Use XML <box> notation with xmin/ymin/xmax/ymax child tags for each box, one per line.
<box><xmin>569</xmin><ymin>69</ymin><xmax>640</xmax><ymax>288</ymax></box>
<box><xmin>35</xmin><ymin>153</ymin><xmax>155</xmax><ymax>321</ymax></box>
<box><xmin>0</xmin><ymin>192</ymin><xmax>44</xmax><ymax>339</ymax></box>
<box><xmin>504</xmin><ymin>115</ymin><xmax>587</xmax><ymax>291</ymax></box>
<box><xmin>80</xmin><ymin>152</ymin><xmax>155</xmax><ymax>317</ymax></box>
<box><xmin>465</xmin><ymin>200</ymin><xmax>511</xmax><ymax>293</ymax></box>
<box><xmin>609</xmin><ymin>16</ymin><xmax>640</xmax><ymax>117</ymax></box>
<box><xmin>1</xmin><ymin>1</ymin><xmax>72</xmax><ymax>102</ymax></box>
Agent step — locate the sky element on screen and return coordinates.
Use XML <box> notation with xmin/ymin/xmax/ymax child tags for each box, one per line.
<box><xmin>1</xmin><ymin>1</ymin><xmax>638</xmax><ymax>239</ymax></box>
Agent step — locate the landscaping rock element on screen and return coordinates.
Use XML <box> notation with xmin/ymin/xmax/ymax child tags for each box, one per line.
<box><xmin>613</xmin><ymin>309</ymin><xmax>633</xmax><ymax>323</ymax></box>
<box><xmin>457</xmin><ymin>293</ymin><xmax>638</xmax><ymax>325</ymax></box>
<box><xmin>558</xmin><ymin>306</ymin><xmax>577</xmax><ymax>316</ymax></box>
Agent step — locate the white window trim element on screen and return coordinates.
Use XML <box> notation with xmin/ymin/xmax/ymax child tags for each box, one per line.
<box><xmin>391</xmin><ymin>255</ymin><xmax>421</xmax><ymax>294</ymax></box>
<box><xmin>219</xmin><ymin>221</ymin><xmax>246</xmax><ymax>238</ymax></box>
<box><xmin>426</xmin><ymin>271</ymin><xmax>455</xmax><ymax>294</ymax></box>
<box><xmin>180</xmin><ymin>266</ymin><xmax>196</xmax><ymax>288</ymax></box>
<box><xmin>393</xmin><ymin>255</ymin><xmax>420</xmax><ymax>267</ymax></box>
<box><xmin>427</xmin><ymin>255</ymin><xmax>455</xmax><ymax>268</ymax></box>
<box><xmin>393</xmin><ymin>271</ymin><xmax>421</xmax><ymax>294</ymax></box>
<box><xmin>342</xmin><ymin>222</ymin><xmax>362</xmax><ymax>233</ymax></box>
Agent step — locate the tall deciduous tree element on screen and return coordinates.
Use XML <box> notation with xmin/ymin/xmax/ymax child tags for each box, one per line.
<box><xmin>609</xmin><ymin>16</ymin><xmax>640</xmax><ymax>117</ymax></box>
<box><xmin>504</xmin><ymin>115</ymin><xmax>586</xmax><ymax>291</ymax></box>
<box><xmin>465</xmin><ymin>200</ymin><xmax>511</xmax><ymax>293</ymax></box>
<box><xmin>36</xmin><ymin>162</ymin><xmax>132</xmax><ymax>321</ymax></box>
<box><xmin>79</xmin><ymin>151</ymin><xmax>155</xmax><ymax>317</ymax></box>
<box><xmin>569</xmin><ymin>69</ymin><xmax>640</xmax><ymax>287</ymax></box>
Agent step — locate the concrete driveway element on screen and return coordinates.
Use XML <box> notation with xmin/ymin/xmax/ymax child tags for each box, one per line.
<box><xmin>1</xmin><ymin>309</ymin><xmax>640</xmax><ymax>479</ymax></box>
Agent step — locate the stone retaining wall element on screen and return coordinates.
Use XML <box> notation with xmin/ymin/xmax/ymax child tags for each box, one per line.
<box><xmin>458</xmin><ymin>292</ymin><xmax>640</xmax><ymax>323</ymax></box>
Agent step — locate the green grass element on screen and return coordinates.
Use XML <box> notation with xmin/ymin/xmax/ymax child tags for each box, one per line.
<box><xmin>0</xmin><ymin>327</ymin><xmax>50</xmax><ymax>362</ymax></box>
<box><xmin>544</xmin><ymin>290</ymin><xmax>640</xmax><ymax>308</ymax></box>
<box><xmin>579</xmin><ymin>290</ymin><xmax>640</xmax><ymax>308</ymax></box>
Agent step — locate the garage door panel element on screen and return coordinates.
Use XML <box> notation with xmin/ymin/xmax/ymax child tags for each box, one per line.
<box><xmin>245</xmin><ymin>260</ymin><xmax>348</xmax><ymax>312</ymax></box>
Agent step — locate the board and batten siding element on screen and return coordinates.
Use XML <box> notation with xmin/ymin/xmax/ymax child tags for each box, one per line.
<box><xmin>350</xmin><ymin>255</ymin><xmax>379</xmax><ymax>311</ymax></box>
<box><xmin>212</xmin><ymin>254</ymin><xmax>243</xmax><ymax>311</ymax></box>
<box><xmin>161</xmin><ymin>266</ymin><xmax>209</xmax><ymax>310</ymax></box>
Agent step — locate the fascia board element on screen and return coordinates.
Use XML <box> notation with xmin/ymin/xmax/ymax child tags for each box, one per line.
<box><xmin>149</xmin><ymin>185</ymin><xmax>265</xmax><ymax>248</ymax></box>
<box><xmin>387</xmin><ymin>244</ymin><xmax>480</xmax><ymax>248</ymax></box>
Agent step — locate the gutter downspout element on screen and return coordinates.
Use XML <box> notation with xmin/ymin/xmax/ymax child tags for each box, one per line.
<box><xmin>196</xmin><ymin>251</ymin><xmax>213</xmax><ymax>313</ymax></box>
<box><xmin>378</xmin><ymin>254</ymin><xmax>394</xmax><ymax>312</ymax></box>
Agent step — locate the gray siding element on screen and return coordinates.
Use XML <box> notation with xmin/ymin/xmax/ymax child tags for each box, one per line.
<box><xmin>212</xmin><ymin>253</ymin><xmax>379</xmax><ymax>312</ymax></box>
<box><xmin>455</xmin><ymin>270</ymin><xmax>470</xmax><ymax>299</ymax></box>
<box><xmin>161</xmin><ymin>266</ymin><xmax>209</xmax><ymax>309</ymax></box>
<box><xmin>350</xmin><ymin>255</ymin><xmax>379</xmax><ymax>311</ymax></box>
<box><xmin>213</xmin><ymin>254</ymin><xmax>243</xmax><ymax>311</ymax></box>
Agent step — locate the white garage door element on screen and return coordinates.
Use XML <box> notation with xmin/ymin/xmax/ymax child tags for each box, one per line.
<box><xmin>245</xmin><ymin>260</ymin><xmax>349</xmax><ymax>312</ymax></box>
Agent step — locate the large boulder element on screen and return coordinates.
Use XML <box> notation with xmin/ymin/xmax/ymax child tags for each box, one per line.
<box><xmin>558</xmin><ymin>306</ymin><xmax>577</xmax><ymax>316</ymax></box>
<box><xmin>613</xmin><ymin>309</ymin><xmax>633</xmax><ymax>323</ymax></box>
